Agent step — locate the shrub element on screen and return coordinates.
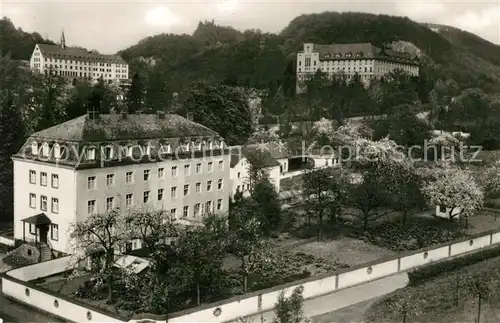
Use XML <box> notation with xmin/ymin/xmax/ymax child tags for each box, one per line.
<box><xmin>348</xmin><ymin>217</ymin><xmax>469</xmax><ymax>252</ymax></box>
<box><xmin>408</xmin><ymin>245</ymin><xmax>500</xmax><ymax>286</ymax></box>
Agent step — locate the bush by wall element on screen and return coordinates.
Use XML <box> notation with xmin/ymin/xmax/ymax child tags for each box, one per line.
<box><xmin>408</xmin><ymin>245</ymin><xmax>500</xmax><ymax>286</ymax></box>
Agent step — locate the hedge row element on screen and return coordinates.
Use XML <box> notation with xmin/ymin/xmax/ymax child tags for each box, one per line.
<box><xmin>408</xmin><ymin>245</ymin><xmax>500</xmax><ymax>286</ymax></box>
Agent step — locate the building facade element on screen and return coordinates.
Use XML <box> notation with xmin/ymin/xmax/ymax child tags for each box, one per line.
<box><xmin>296</xmin><ymin>42</ymin><xmax>419</xmax><ymax>92</ymax></box>
<box><xmin>13</xmin><ymin>112</ymin><xmax>230</xmax><ymax>254</ymax></box>
<box><xmin>30</xmin><ymin>31</ymin><xmax>129</xmax><ymax>84</ymax></box>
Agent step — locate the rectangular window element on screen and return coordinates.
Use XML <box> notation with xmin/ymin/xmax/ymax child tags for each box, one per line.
<box><xmin>51</xmin><ymin>174</ymin><xmax>59</xmax><ymax>188</ymax></box>
<box><xmin>196</xmin><ymin>163</ymin><xmax>201</xmax><ymax>173</ymax></box>
<box><xmin>237</xmin><ymin>172</ymin><xmax>241</xmax><ymax>179</ymax></box>
<box><xmin>126</xmin><ymin>171</ymin><xmax>133</xmax><ymax>183</ymax></box>
<box><xmin>87</xmin><ymin>176</ymin><xmax>96</xmax><ymax>190</ymax></box>
<box><xmin>218</xmin><ymin>179</ymin><xmax>223</xmax><ymax>190</ymax></box>
<box><xmin>29</xmin><ymin>170</ymin><xmax>36</xmax><ymax>184</ymax></box>
<box><xmin>170</xmin><ymin>208</ymin><xmax>176</xmax><ymax>220</ymax></box>
<box><xmin>183</xmin><ymin>206</ymin><xmax>189</xmax><ymax>218</ymax></box>
<box><xmin>87</xmin><ymin>148</ymin><xmax>96</xmax><ymax>160</ymax></box>
<box><xmin>158</xmin><ymin>189</ymin><xmax>164</xmax><ymax>200</ymax></box>
<box><xmin>171</xmin><ymin>187</ymin><xmax>177</xmax><ymax>198</ymax></box>
<box><xmin>184</xmin><ymin>164</ymin><xmax>190</xmax><ymax>176</ymax></box>
<box><xmin>439</xmin><ymin>205</ymin><xmax>446</xmax><ymax>213</ymax></box>
<box><xmin>217</xmin><ymin>199</ymin><xmax>222</xmax><ymax>211</ymax></box>
<box><xmin>205</xmin><ymin>201</ymin><xmax>212</xmax><ymax>214</ymax></box>
<box><xmin>106</xmin><ymin>197</ymin><xmax>114</xmax><ymax>211</ymax></box>
<box><xmin>208</xmin><ymin>162</ymin><xmax>213</xmax><ymax>172</ymax></box>
<box><xmin>171</xmin><ymin>166</ymin><xmax>178</xmax><ymax>177</ymax></box>
<box><xmin>87</xmin><ymin>200</ymin><xmax>96</xmax><ymax>215</ymax></box>
<box><xmin>51</xmin><ymin>198</ymin><xmax>59</xmax><ymax>213</ymax></box>
<box><xmin>29</xmin><ymin>193</ymin><xmax>36</xmax><ymax>208</ymax></box>
<box><xmin>144</xmin><ymin>169</ymin><xmax>150</xmax><ymax>181</ymax></box>
<box><xmin>126</xmin><ymin>194</ymin><xmax>133</xmax><ymax>207</ymax></box>
<box><xmin>40</xmin><ymin>172</ymin><xmax>47</xmax><ymax>186</ymax></box>
<box><xmin>207</xmin><ymin>181</ymin><xmax>212</xmax><ymax>192</ymax></box>
<box><xmin>106</xmin><ymin>174</ymin><xmax>114</xmax><ymax>186</ymax></box>
<box><xmin>40</xmin><ymin>196</ymin><xmax>47</xmax><ymax>211</ymax></box>
<box><xmin>143</xmin><ymin>191</ymin><xmax>150</xmax><ymax>203</ymax></box>
<box><xmin>196</xmin><ymin>182</ymin><xmax>201</xmax><ymax>193</ymax></box>
<box><xmin>51</xmin><ymin>224</ymin><xmax>59</xmax><ymax>241</ymax></box>
<box><xmin>29</xmin><ymin>224</ymin><xmax>36</xmax><ymax>235</ymax></box>
<box><xmin>158</xmin><ymin>168</ymin><xmax>164</xmax><ymax>178</ymax></box>
<box><xmin>194</xmin><ymin>203</ymin><xmax>201</xmax><ymax>217</ymax></box>
<box><xmin>218</xmin><ymin>160</ymin><xmax>224</xmax><ymax>170</ymax></box>
<box><xmin>184</xmin><ymin>184</ymin><xmax>189</xmax><ymax>196</ymax></box>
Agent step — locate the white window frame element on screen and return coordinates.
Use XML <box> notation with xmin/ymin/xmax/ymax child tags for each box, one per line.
<box><xmin>52</xmin><ymin>198</ymin><xmax>59</xmax><ymax>214</ymax></box>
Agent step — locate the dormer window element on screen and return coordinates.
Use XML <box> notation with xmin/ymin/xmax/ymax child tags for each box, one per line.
<box><xmin>324</xmin><ymin>54</ymin><xmax>331</xmax><ymax>58</ymax></box>
<box><xmin>161</xmin><ymin>144</ymin><xmax>172</xmax><ymax>154</ymax></box>
<box><xmin>87</xmin><ymin>147</ymin><xmax>96</xmax><ymax>160</ymax></box>
<box><xmin>185</xmin><ymin>142</ymin><xmax>191</xmax><ymax>151</ymax></box>
<box><xmin>31</xmin><ymin>141</ymin><xmax>38</xmax><ymax>155</ymax></box>
<box><xmin>203</xmin><ymin>140</ymin><xmax>207</xmax><ymax>149</ymax></box>
<box><xmin>126</xmin><ymin>146</ymin><xmax>133</xmax><ymax>157</ymax></box>
<box><xmin>42</xmin><ymin>143</ymin><xmax>49</xmax><ymax>157</ymax></box>
<box><xmin>54</xmin><ymin>143</ymin><xmax>61</xmax><ymax>159</ymax></box>
<box><xmin>196</xmin><ymin>141</ymin><xmax>202</xmax><ymax>150</ymax></box>
<box><xmin>220</xmin><ymin>140</ymin><xmax>225</xmax><ymax>149</ymax></box>
<box><xmin>335</xmin><ymin>53</ymin><xmax>341</xmax><ymax>58</ymax></box>
<box><xmin>208</xmin><ymin>141</ymin><xmax>213</xmax><ymax>150</ymax></box>
<box><xmin>144</xmin><ymin>145</ymin><xmax>151</xmax><ymax>156</ymax></box>
<box><xmin>214</xmin><ymin>140</ymin><xmax>219</xmax><ymax>149</ymax></box>
<box><xmin>102</xmin><ymin>146</ymin><xmax>113</xmax><ymax>159</ymax></box>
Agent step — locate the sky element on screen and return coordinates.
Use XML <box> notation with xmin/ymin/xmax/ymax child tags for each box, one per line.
<box><xmin>1</xmin><ymin>0</ymin><xmax>499</xmax><ymax>54</ymax></box>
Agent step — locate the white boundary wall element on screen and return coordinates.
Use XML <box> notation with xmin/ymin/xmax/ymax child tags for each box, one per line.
<box><xmin>3</xmin><ymin>230</ymin><xmax>500</xmax><ymax>323</ymax></box>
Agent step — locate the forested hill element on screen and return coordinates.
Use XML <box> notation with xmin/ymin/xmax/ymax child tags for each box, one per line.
<box><xmin>3</xmin><ymin>12</ymin><xmax>500</xmax><ymax>94</ymax></box>
<box><xmin>118</xmin><ymin>12</ymin><xmax>500</xmax><ymax>94</ymax></box>
<box><xmin>0</xmin><ymin>17</ymin><xmax>54</xmax><ymax>59</ymax></box>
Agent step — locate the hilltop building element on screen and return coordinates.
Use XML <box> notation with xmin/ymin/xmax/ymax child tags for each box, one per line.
<box><xmin>12</xmin><ymin>111</ymin><xmax>230</xmax><ymax>255</ymax></box>
<box><xmin>296</xmin><ymin>42</ymin><xmax>419</xmax><ymax>92</ymax></box>
<box><xmin>30</xmin><ymin>31</ymin><xmax>129</xmax><ymax>84</ymax></box>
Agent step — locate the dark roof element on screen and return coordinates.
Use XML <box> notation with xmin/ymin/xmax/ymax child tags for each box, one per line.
<box><xmin>30</xmin><ymin>113</ymin><xmax>219</xmax><ymax>142</ymax></box>
<box><xmin>36</xmin><ymin>44</ymin><xmax>126</xmax><ymax>64</ymax></box>
<box><xmin>310</xmin><ymin>42</ymin><xmax>417</xmax><ymax>63</ymax></box>
<box><xmin>21</xmin><ymin>213</ymin><xmax>52</xmax><ymax>225</ymax></box>
<box><xmin>230</xmin><ymin>144</ymin><xmax>282</xmax><ymax>168</ymax></box>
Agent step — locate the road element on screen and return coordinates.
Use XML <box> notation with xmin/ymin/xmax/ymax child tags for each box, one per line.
<box><xmin>234</xmin><ymin>273</ymin><xmax>408</xmax><ymax>323</ymax></box>
<box><xmin>0</xmin><ymin>282</ymin><xmax>67</xmax><ymax>322</ymax></box>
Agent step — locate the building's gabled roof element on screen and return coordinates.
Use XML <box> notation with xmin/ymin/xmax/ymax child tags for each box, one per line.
<box><xmin>310</xmin><ymin>42</ymin><xmax>417</xmax><ymax>63</ymax></box>
<box><xmin>230</xmin><ymin>144</ymin><xmax>283</xmax><ymax>168</ymax></box>
<box><xmin>30</xmin><ymin>113</ymin><xmax>219</xmax><ymax>142</ymax></box>
<box><xmin>36</xmin><ymin>43</ymin><xmax>127</xmax><ymax>64</ymax></box>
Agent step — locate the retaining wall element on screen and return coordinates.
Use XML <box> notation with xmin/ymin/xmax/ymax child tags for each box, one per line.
<box><xmin>4</xmin><ymin>229</ymin><xmax>500</xmax><ymax>323</ymax></box>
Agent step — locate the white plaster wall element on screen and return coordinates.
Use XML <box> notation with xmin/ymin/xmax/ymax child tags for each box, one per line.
<box><xmin>168</xmin><ymin>296</ymin><xmax>259</xmax><ymax>323</ymax></box>
<box><xmin>491</xmin><ymin>232</ymin><xmax>500</xmax><ymax>245</ymax></box>
<box><xmin>399</xmin><ymin>246</ymin><xmax>449</xmax><ymax>271</ymax></box>
<box><xmin>435</xmin><ymin>206</ymin><xmax>462</xmax><ymax>219</ymax></box>
<box><xmin>1</xmin><ymin>279</ymin><xmax>123</xmax><ymax>323</ymax></box>
<box><xmin>450</xmin><ymin>235</ymin><xmax>490</xmax><ymax>256</ymax></box>
<box><xmin>13</xmin><ymin>159</ymin><xmax>76</xmax><ymax>253</ymax></box>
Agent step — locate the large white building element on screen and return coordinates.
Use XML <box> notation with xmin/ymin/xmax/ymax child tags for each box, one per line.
<box><xmin>12</xmin><ymin>111</ymin><xmax>230</xmax><ymax>255</ymax></box>
<box><xmin>30</xmin><ymin>31</ymin><xmax>129</xmax><ymax>84</ymax></box>
<box><xmin>296</xmin><ymin>42</ymin><xmax>419</xmax><ymax>92</ymax></box>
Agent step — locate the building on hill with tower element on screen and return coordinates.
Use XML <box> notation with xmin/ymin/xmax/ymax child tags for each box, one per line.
<box><xmin>296</xmin><ymin>42</ymin><xmax>420</xmax><ymax>93</ymax></box>
<box><xmin>29</xmin><ymin>30</ymin><xmax>129</xmax><ymax>85</ymax></box>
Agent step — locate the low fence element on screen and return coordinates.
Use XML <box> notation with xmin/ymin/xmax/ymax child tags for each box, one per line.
<box><xmin>4</xmin><ymin>229</ymin><xmax>500</xmax><ymax>323</ymax></box>
<box><xmin>0</xmin><ymin>236</ymin><xmax>14</xmax><ymax>247</ymax></box>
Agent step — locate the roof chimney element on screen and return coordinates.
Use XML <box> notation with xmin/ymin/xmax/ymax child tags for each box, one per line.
<box><xmin>186</xmin><ymin>112</ymin><xmax>194</xmax><ymax>121</ymax></box>
<box><xmin>157</xmin><ymin>111</ymin><xmax>166</xmax><ymax>119</ymax></box>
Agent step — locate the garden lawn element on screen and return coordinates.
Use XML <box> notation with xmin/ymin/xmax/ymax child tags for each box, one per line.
<box><xmin>365</xmin><ymin>255</ymin><xmax>500</xmax><ymax>323</ymax></box>
<box><xmin>294</xmin><ymin>237</ymin><xmax>395</xmax><ymax>267</ymax></box>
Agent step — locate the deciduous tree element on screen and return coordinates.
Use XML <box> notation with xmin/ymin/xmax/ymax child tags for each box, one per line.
<box><xmin>273</xmin><ymin>285</ymin><xmax>306</xmax><ymax>323</ymax></box>
<box><xmin>421</xmin><ymin>168</ymin><xmax>484</xmax><ymax>223</ymax></box>
<box><xmin>70</xmin><ymin>209</ymin><xmax>129</xmax><ymax>303</ymax></box>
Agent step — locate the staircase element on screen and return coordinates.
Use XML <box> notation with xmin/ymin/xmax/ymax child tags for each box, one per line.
<box><xmin>40</xmin><ymin>243</ymin><xmax>52</xmax><ymax>262</ymax></box>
